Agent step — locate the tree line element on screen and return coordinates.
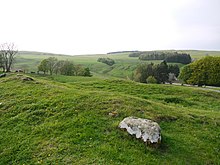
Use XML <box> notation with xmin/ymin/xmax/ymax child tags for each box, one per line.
<box><xmin>133</xmin><ymin>61</ymin><xmax>180</xmax><ymax>84</ymax></box>
<box><xmin>97</xmin><ymin>57</ymin><xmax>115</xmax><ymax>66</ymax></box>
<box><xmin>107</xmin><ymin>51</ymin><xmax>139</xmax><ymax>54</ymax></box>
<box><xmin>38</xmin><ymin>57</ymin><xmax>92</xmax><ymax>77</ymax></box>
<box><xmin>179</xmin><ymin>56</ymin><xmax>220</xmax><ymax>86</ymax></box>
<box><xmin>129</xmin><ymin>51</ymin><xmax>143</xmax><ymax>57</ymax></box>
<box><xmin>129</xmin><ymin>51</ymin><xmax>192</xmax><ymax>64</ymax></box>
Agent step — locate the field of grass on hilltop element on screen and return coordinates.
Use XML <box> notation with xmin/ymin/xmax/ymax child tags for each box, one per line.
<box><xmin>0</xmin><ymin>74</ymin><xmax>219</xmax><ymax>164</ymax></box>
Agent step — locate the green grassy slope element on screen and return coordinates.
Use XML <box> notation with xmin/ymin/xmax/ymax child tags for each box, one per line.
<box><xmin>151</xmin><ymin>50</ymin><xmax>220</xmax><ymax>59</ymax></box>
<box><xmin>0</xmin><ymin>74</ymin><xmax>219</xmax><ymax>164</ymax></box>
<box><xmin>15</xmin><ymin>52</ymin><xmax>143</xmax><ymax>78</ymax></box>
<box><xmin>14</xmin><ymin>50</ymin><xmax>220</xmax><ymax>79</ymax></box>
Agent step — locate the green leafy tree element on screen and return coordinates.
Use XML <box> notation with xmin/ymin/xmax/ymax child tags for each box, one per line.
<box><xmin>38</xmin><ymin>58</ymin><xmax>93</xmax><ymax>77</ymax></box>
<box><xmin>179</xmin><ymin>64</ymin><xmax>193</xmax><ymax>84</ymax></box>
<box><xmin>38</xmin><ymin>59</ymin><xmax>49</xmax><ymax>74</ymax></box>
<box><xmin>54</xmin><ymin>60</ymin><xmax>64</xmax><ymax>75</ymax></box>
<box><xmin>134</xmin><ymin>63</ymin><xmax>154</xmax><ymax>83</ymax></box>
<box><xmin>134</xmin><ymin>72</ymin><xmax>142</xmax><ymax>82</ymax></box>
<box><xmin>47</xmin><ymin>57</ymin><xmax>58</xmax><ymax>75</ymax></box>
<box><xmin>168</xmin><ymin>64</ymin><xmax>180</xmax><ymax>77</ymax></box>
<box><xmin>179</xmin><ymin>56</ymin><xmax>220</xmax><ymax>86</ymax></box>
<box><xmin>97</xmin><ymin>58</ymin><xmax>115</xmax><ymax>66</ymax></box>
<box><xmin>73</xmin><ymin>64</ymin><xmax>84</xmax><ymax>76</ymax></box>
<box><xmin>134</xmin><ymin>64</ymin><xmax>149</xmax><ymax>83</ymax></box>
<box><xmin>59</xmin><ymin>60</ymin><xmax>75</xmax><ymax>76</ymax></box>
<box><xmin>154</xmin><ymin>61</ymin><xmax>169</xmax><ymax>83</ymax></box>
<box><xmin>38</xmin><ymin>57</ymin><xmax>58</xmax><ymax>75</ymax></box>
<box><xmin>134</xmin><ymin>62</ymin><xmax>170</xmax><ymax>84</ymax></box>
<box><xmin>83</xmin><ymin>67</ymin><xmax>92</xmax><ymax>77</ymax></box>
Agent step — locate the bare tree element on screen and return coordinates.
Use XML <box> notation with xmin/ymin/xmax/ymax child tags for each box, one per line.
<box><xmin>0</xmin><ymin>43</ymin><xmax>18</xmax><ymax>72</ymax></box>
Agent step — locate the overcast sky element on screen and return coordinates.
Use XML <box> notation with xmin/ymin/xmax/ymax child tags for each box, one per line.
<box><xmin>0</xmin><ymin>0</ymin><xmax>219</xmax><ymax>55</ymax></box>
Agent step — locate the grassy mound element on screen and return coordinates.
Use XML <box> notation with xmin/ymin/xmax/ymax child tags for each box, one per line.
<box><xmin>0</xmin><ymin>74</ymin><xmax>219</xmax><ymax>164</ymax></box>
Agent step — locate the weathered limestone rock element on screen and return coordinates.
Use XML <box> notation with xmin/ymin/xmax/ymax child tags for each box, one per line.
<box><xmin>119</xmin><ymin>116</ymin><xmax>161</xmax><ymax>145</ymax></box>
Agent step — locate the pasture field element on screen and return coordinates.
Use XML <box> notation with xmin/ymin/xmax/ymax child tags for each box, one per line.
<box><xmin>14</xmin><ymin>50</ymin><xmax>220</xmax><ymax>79</ymax></box>
<box><xmin>0</xmin><ymin>74</ymin><xmax>219</xmax><ymax>164</ymax></box>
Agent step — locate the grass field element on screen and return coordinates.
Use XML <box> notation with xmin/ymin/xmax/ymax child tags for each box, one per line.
<box><xmin>14</xmin><ymin>50</ymin><xmax>220</xmax><ymax>79</ymax></box>
<box><xmin>0</xmin><ymin>74</ymin><xmax>219</xmax><ymax>164</ymax></box>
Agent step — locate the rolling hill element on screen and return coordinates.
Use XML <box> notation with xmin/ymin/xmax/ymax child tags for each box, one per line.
<box><xmin>1</xmin><ymin>50</ymin><xmax>220</xmax><ymax>164</ymax></box>
<box><xmin>0</xmin><ymin>74</ymin><xmax>219</xmax><ymax>164</ymax></box>
<box><xmin>14</xmin><ymin>50</ymin><xmax>220</xmax><ymax>79</ymax></box>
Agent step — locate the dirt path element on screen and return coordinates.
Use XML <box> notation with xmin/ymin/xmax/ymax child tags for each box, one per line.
<box><xmin>170</xmin><ymin>83</ymin><xmax>220</xmax><ymax>93</ymax></box>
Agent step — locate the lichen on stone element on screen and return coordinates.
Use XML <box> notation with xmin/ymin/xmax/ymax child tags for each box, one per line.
<box><xmin>119</xmin><ymin>116</ymin><xmax>161</xmax><ymax>144</ymax></box>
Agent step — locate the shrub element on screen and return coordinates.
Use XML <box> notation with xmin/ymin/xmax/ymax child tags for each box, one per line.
<box><xmin>146</xmin><ymin>76</ymin><xmax>157</xmax><ymax>84</ymax></box>
<box><xmin>97</xmin><ymin>58</ymin><xmax>115</xmax><ymax>66</ymax></box>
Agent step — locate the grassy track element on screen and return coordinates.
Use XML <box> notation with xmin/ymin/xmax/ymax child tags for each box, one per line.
<box><xmin>0</xmin><ymin>74</ymin><xmax>219</xmax><ymax>164</ymax></box>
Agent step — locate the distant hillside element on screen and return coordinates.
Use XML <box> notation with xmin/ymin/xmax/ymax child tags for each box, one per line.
<box><xmin>107</xmin><ymin>50</ymin><xmax>139</xmax><ymax>54</ymax></box>
<box><xmin>128</xmin><ymin>50</ymin><xmax>220</xmax><ymax>58</ymax></box>
<box><xmin>13</xmin><ymin>50</ymin><xmax>220</xmax><ymax>79</ymax></box>
<box><xmin>17</xmin><ymin>51</ymin><xmax>71</xmax><ymax>56</ymax></box>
